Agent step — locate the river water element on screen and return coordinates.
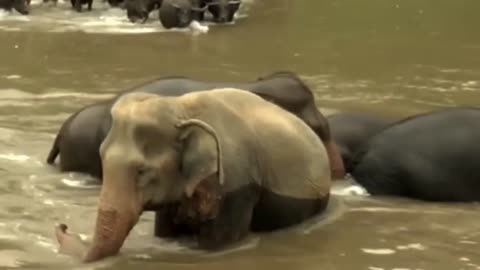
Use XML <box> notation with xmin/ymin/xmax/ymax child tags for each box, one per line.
<box><xmin>0</xmin><ymin>0</ymin><xmax>480</xmax><ymax>269</ymax></box>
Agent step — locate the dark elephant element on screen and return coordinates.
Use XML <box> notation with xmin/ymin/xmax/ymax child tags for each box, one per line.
<box><xmin>125</xmin><ymin>0</ymin><xmax>162</xmax><ymax>23</ymax></box>
<box><xmin>350</xmin><ymin>108</ymin><xmax>480</xmax><ymax>202</ymax></box>
<box><xmin>0</xmin><ymin>0</ymin><xmax>29</xmax><ymax>14</ymax></box>
<box><xmin>328</xmin><ymin>112</ymin><xmax>392</xmax><ymax>174</ymax></box>
<box><xmin>107</xmin><ymin>0</ymin><xmax>124</xmax><ymax>8</ymax></box>
<box><xmin>158</xmin><ymin>0</ymin><xmax>206</xmax><ymax>29</ymax></box>
<box><xmin>70</xmin><ymin>0</ymin><xmax>92</xmax><ymax>12</ymax></box>
<box><xmin>55</xmin><ymin>89</ymin><xmax>332</xmax><ymax>262</ymax></box>
<box><xmin>205</xmin><ymin>0</ymin><xmax>240</xmax><ymax>23</ymax></box>
<box><xmin>46</xmin><ymin>71</ymin><xmax>345</xmax><ymax>181</ymax></box>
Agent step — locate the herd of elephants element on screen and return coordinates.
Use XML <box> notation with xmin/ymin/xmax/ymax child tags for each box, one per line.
<box><xmin>48</xmin><ymin>71</ymin><xmax>480</xmax><ymax>263</ymax></box>
<box><xmin>0</xmin><ymin>0</ymin><xmax>240</xmax><ymax>29</ymax></box>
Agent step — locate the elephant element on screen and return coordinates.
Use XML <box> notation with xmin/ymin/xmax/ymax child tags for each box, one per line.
<box><xmin>327</xmin><ymin>112</ymin><xmax>393</xmax><ymax>174</ymax></box>
<box><xmin>125</xmin><ymin>0</ymin><xmax>162</xmax><ymax>23</ymax></box>
<box><xmin>350</xmin><ymin>107</ymin><xmax>480</xmax><ymax>202</ymax></box>
<box><xmin>158</xmin><ymin>0</ymin><xmax>206</xmax><ymax>29</ymax></box>
<box><xmin>205</xmin><ymin>0</ymin><xmax>240</xmax><ymax>23</ymax></box>
<box><xmin>46</xmin><ymin>71</ymin><xmax>345</xmax><ymax>181</ymax></box>
<box><xmin>158</xmin><ymin>0</ymin><xmax>240</xmax><ymax>29</ymax></box>
<box><xmin>0</xmin><ymin>0</ymin><xmax>29</xmax><ymax>15</ymax></box>
<box><xmin>70</xmin><ymin>0</ymin><xmax>93</xmax><ymax>12</ymax></box>
<box><xmin>107</xmin><ymin>0</ymin><xmax>124</xmax><ymax>8</ymax></box>
<box><xmin>54</xmin><ymin>89</ymin><xmax>332</xmax><ymax>263</ymax></box>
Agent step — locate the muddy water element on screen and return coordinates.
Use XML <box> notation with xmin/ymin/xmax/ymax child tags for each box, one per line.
<box><xmin>0</xmin><ymin>0</ymin><xmax>480</xmax><ymax>269</ymax></box>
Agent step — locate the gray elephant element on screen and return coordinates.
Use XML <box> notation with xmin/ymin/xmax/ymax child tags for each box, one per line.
<box><xmin>55</xmin><ymin>89</ymin><xmax>331</xmax><ymax>262</ymax></box>
<box><xmin>0</xmin><ymin>0</ymin><xmax>29</xmax><ymax>14</ymax></box>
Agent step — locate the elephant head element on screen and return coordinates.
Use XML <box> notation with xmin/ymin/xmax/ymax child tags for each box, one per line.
<box><xmin>207</xmin><ymin>0</ymin><xmax>240</xmax><ymax>23</ymax></box>
<box><xmin>80</xmin><ymin>93</ymin><xmax>225</xmax><ymax>262</ymax></box>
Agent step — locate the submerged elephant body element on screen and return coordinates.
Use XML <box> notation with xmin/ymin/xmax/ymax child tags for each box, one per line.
<box><xmin>351</xmin><ymin>108</ymin><xmax>480</xmax><ymax>202</ymax></box>
<box><xmin>47</xmin><ymin>72</ymin><xmax>344</xmax><ymax>180</ymax></box>
<box><xmin>56</xmin><ymin>89</ymin><xmax>331</xmax><ymax>262</ymax></box>
<box><xmin>328</xmin><ymin>113</ymin><xmax>392</xmax><ymax>174</ymax></box>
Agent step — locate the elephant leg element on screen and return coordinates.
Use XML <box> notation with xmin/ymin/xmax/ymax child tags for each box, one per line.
<box><xmin>74</xmin><ymin>0</ymin><xmax>82</xmax><ymax>12</ymax></box>
<box><xmin>87</xmin><ymin>0</ymin><xmax>92</xmax><ymax>10</ymax></box>
<box><xmin>197</xmin><ymin>185</ymin><xmax>258</xmax><ymax>250</ymax></box>
<box><xmin>154</xmin><ymin>203</ymin><xmax>201</xmax><ymax>238</ymax></box>
<box><xmin>154</xmin><ymin>204</ymin><xmax>189</xmax><ymax>238</ymax></box>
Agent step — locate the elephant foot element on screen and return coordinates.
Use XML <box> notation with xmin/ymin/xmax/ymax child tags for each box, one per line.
<box><xmin>55</xmin><ymin>224</ymin><xmax>88</xmax><ymax>260</ymax></box>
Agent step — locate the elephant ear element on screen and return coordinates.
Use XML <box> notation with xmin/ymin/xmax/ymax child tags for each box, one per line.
<box><xmin>176</xmin><ymin>119</ymin><xmax>224</xmax><ymax>199</ymax></box>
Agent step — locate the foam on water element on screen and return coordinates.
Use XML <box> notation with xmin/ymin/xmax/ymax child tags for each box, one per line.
<box><xmin>331</xmin><ymin>177</ymin><xmax>370</xmax><ymax>197</ymax></box>
<box><xmin>0</xmin><ymin>88</ymin><xmax>115</xmax><ymax>100</ymax></box>
<box><xmin>0</xmin><ymin>153</ymin><xmax>31</xmax><ymax>162</ymax></box>
<box><xmin>61</xmin><ymin>177</ymin><xmax>100</xmax><ymax>189</ymax></box>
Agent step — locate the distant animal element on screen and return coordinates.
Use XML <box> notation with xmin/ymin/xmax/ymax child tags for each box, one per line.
<box><xmin>125</xmin><ymin>0</ymin><xmax>162</xmax><ymax>23</ymax></box>
<box><xmin>70</xmin><ymin>0</ymin><xmax>93</xmax><ymax>12</ymax></box>
<box><xmin>0</xmin><ymin>0</ymin><xmax>29</xmax><ymax>15</ymax></box>
<box><xmin>158</xmin><ymin>0</ymin><xmax>241</xmax><ymax>29</ymax></box>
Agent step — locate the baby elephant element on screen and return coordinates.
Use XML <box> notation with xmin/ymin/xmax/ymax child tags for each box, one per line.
<box><xmin>55</xmin><ymin>89</ymin><xmax>331</xmax><ymax>263</ymax></box>
<box><xmin>0</xmin><ymin>0</ymin><xmax>29</xmax><ymax>14</ymax></box>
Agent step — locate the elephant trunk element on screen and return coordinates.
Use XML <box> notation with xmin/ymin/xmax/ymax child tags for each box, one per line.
<box><xmin>324</xmin><ymin>140</ymin><xmax>345</xmax><ymax>179</ymax></box>
<box><xmin>83</xmin><ymin>171</ymin><xmax>143</xmax><ymax>263</ymax></box>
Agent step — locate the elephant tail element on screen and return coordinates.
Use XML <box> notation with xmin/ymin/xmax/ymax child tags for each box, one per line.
<box><xmin>46</xmin><ymin>133</ymin><xmax>61</xmax><ymax>164</ymax></box>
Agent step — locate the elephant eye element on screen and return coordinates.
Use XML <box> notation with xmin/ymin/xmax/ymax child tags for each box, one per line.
<box><xmin>136</xmin><ymin>166</ymin><xmax>152</xmax><ymax>187</ymax></box>
<box><xmin>137</xmin><ymin>166</ymin><xmax>147</xmax><ymax>176</ymax></box>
